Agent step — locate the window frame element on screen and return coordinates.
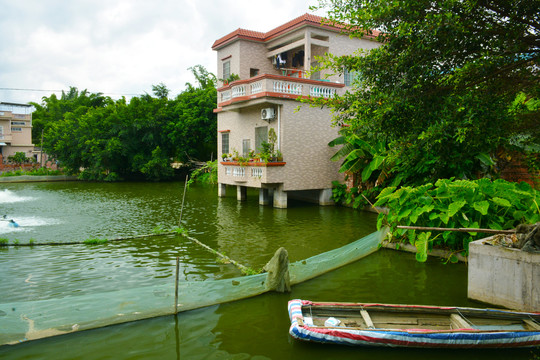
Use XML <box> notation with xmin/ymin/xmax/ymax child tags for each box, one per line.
<box><xmin>221</xmin><ymin>132</ymin><xmax>229</xmax><ymax>155</ymax></box>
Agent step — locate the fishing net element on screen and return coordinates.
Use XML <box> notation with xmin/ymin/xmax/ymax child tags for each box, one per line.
<box><xmin>0</xmin><ymin>228</ymin><xmax>386</xmax><ymax>346</ymax></box>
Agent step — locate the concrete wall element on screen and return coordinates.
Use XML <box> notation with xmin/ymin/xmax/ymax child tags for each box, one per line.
<box><xmin>468</xmin><ymin>238</ymin><xmax>540</xmax><ymax>312</ymax></box>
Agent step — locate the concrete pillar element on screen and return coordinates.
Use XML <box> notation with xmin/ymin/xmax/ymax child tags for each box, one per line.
<box><xmin>319</xmin><ymin>188</ymin><xmax>334</xmax><ymax>206</ymax></box>
<box><xmin>218</xmin><ymin>183</ymin><xmax>227</xmax><ymax>197</ymax></box>
<box><xmin>237</xmin><ymin>185</ymin><xmax>247</xmax><ymax>201</ymax></box>
<box><xmin>259</xmin><ymin>188</ymin><xmax>270</xmax><ymax>205</ymax></box>
<box><xmin>273</xmin><ymin>185</ymin><xmax>287</xmax><ymax>208</ymax></box>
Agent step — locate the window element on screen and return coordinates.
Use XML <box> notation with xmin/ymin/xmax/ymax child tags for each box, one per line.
<box><xmin>11</xmin><ymin>121</ymin><xmax>26</xmax><ymax>126</ymax></box>
<box><xmin>242</xmin><ymin>139</ymin><xmax>251</xmax><ymax>157</ymax></box>
<box><xmin>11</xmin><ymin>127</ymin><xmax>22</xmax><ymax>132</ymax></box>
<box><xmin>250</xmin><ymin>68</ymin><xmax>259</xmax><ymax>77</ymax></box>
<box><xmin>221</xmin><ymin>133</ymin><xmax>229</xmax><ymax>154</ymax></box>
<box><xmin>344</xmin><ymin>68</ymin><xmax>359</xmax><ymax>86</ymax></box>
<box><xmin>255</xmin><ymin>126</ymin><xmax>268</xmax><ymax>152</ymax></box>
<box><xmin>223</xmin><ymin>60</ymin><xmax>231</xmax><ymax>81</ymax></box>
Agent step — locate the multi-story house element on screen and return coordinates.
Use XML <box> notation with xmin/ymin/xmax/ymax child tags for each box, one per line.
<box><xmin>0</xmin><ymin>102</ymin><xmax>35</xmax><ymax>162</ymax></box>
<box><xmin>212</xmin><ymin>14</ymin><xmax>380</xmax><ymax>208</ymax></box>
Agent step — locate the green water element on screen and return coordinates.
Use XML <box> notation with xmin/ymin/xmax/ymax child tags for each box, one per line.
<box><xmin>0</xmin><ymin>182</ymin><xmax>535</xmax><ymax>359</ymax></box>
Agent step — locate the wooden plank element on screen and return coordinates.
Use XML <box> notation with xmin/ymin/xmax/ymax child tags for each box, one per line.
<box><xmin>397</xmin><ymin>225</ymin><xmax>514</xmax><ymax>235</ymax></box>
<box><xmin>360</xmin><ymin>310</ymin><xmax>375</xmax><ymax>329</ymax></box>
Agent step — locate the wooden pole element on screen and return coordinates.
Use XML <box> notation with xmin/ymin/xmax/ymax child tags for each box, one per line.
<box><xmin>178</xmin><ymin>175</ymin><xmax>188</xmax><ymax>227</ymax></box>
<box><xmin>396</xmin><ymin>225</ymin><xmax>515</xmax><ymax>235</ymax></box>
<box><xmin>174</xmin><ymin>256</ymin><xmax>180</xmax><ymax>314</ymax></box>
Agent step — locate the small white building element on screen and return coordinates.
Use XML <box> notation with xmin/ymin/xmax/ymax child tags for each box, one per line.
<box><xmin>212</xmin><ymin>14</ymin><xmax>380</xmax><ymax>208</ymax></box>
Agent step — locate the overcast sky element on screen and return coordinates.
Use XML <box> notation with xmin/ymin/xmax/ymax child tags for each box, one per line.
<box><xmin>0</xmin><ymin>0</ymin><xmax>327</xmax><ymax>105</ymax></box>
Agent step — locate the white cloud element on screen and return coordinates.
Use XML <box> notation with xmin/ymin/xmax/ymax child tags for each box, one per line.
<box><xmin>0</xmin><ymin>0</ymin><xmax>326</xmax><ymax>104</ymax></box>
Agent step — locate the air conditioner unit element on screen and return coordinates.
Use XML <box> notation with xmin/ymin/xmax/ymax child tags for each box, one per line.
<box><xmin>261</xmin><ymin>108</ymin><xmax>275</xmax><ymax>121</ymax></box>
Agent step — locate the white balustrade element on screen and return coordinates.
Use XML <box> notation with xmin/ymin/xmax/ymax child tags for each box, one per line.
<box><xmin>310</xmin><ymin>86</ymin><xmax>336</xmax><ymax>98</ymax></box>
<box><xmin>233</xmin><ymin>167</ymin><xmax>245</xmax><ymax>177</ymax></box>
<box><xmin>250</xmin><ymin>82</ymin><xmax>263</xmax><ymax>94</ymax></box>
<box><xmin>251</xmin><ymin>167</ymin><xmax>263</xmax><ymax>178</ymax></box>
<box><xmin>221</xmin><ymin>91</ymin><xmax>231</xmax><ymax>102</ymax></box>
<box><xmin>231</xmin><ymin>85</ymin><xmax>246</xmax><ymax>98</ymax></box>
<box><xmin>273</xmin><ymin>81</ymin><xmax>302</xmax><ymax>95</ymax></box>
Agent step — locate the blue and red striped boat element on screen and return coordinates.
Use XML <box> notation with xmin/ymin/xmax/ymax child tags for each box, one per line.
<box><xmin>288</xmin><ymin>299</ymin><xmax>540</xmax><ymax>348</ymax></box>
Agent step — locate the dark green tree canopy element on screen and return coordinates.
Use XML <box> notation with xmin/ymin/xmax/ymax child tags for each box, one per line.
<box><xmin>314</xmin><ymin>0</ymin><xmax>539</xmax><ymax>185</ymax></box>
<box><xmin>33</xmin><ymin>66</ymin><xmax>217</xmax><ymax>181</ymax></box>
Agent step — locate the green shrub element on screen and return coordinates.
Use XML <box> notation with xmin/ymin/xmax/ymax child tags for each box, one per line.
<box><xmin>83</xmin><ymin>238</ymin><xmax>108</xmax><ymax>245</ymax></box>
<box><xmin>374</xmin><ymin>178</ymin><xmax>540</xmax><ymax>261</ymax></box>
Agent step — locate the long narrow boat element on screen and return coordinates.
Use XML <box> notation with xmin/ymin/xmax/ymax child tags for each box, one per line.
<box><xmin>288</xmin><ymin>299</ymin><xmax>540</xmax><ymax>348</ymax></box>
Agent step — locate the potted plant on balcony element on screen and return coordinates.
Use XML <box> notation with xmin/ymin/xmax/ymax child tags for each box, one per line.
<box><xmin>259</xmin><ymin>152</ymin><xmax>271</xmax><ymax>164</ymax></box>
<box><xmin>232</xmin><ymin>149</ymin><xmax>239</xmax><ymax>162</ymax></box>
<box><xmin>220</xmin><ymin>73</ymin><xmax>240</xmax><ymax>86</ymax></box>
<box><xmin>221</xmin><ymin>153</ymin><xmax>230</xmax><ymax>162</ymax></box>
<box><xmin>275</xmin><ymin>149</ymin><xmax>283</xmax><ymax>162</ymax></box>
<box><xmin>248</xmin><ymin>150</ymin><xmax>257</xmax><ymax>162</ymax></box>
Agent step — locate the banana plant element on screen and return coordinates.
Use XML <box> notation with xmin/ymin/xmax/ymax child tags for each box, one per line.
<box><xmin>329</xmin><ymin>131</ymin><xmax>400</xmax><ymax>187</ymax></box>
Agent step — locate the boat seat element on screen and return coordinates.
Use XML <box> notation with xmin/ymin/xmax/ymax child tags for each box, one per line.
<box><xmin>450</xmin><ymin>314</ymin><xmax>473</xmax><ymax>329</ymax></box>
<box><xmin>524</xmin><ymin>319</ymin><xmax>540</xmax><ymax>331</ymax></box>
<box><xmin>360</xmin><ymin>309</ymin><xmax>375</xmax><ymax>329</ymax></box>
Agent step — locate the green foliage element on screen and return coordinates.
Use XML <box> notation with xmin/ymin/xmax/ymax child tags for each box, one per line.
<box><xmin>32</xmin><ymin>66</ymin><xmax>217</xmax><ymax>182</ymax></box>
<box><xmin>374</xmin><ymin>179</ymin><xmax>540</xmax><ymax>261</ymax></box>
<box><xmin>187</xmin><ymin>160</ymin><xmax>218</xmax><ymax>186</ymax></box>
<box><xmin>331</xmin><ymin>180</ymin><xmax>383</xmax><ymax>209</ymax></box>
<box><xmin>172</xmin><ymin>226</ymin><xmax>187</xmax><ymax>235</ymax></box>
<box><xmin>83</xmin><ymin>238</ymin><xmax>108</xmax><ymax>245</ymax></box>
<box><xmin>0</xmin><ymin>167</ymin><xmax>64</xmax><ymax>178</ymax></box>
<box><xmin>311</xmin><ymin>0</ymin><xmax>539</xmax><ymax>185</ymax></box>
<box><xmin>0</xmin><ymin>238</ymin><xmax>8</xmax><ymax>246</ymax></box>
<box><xmin>8</xmin><ymin>152</ymin><xmax>30</xmax><ymax>165</ymax></box>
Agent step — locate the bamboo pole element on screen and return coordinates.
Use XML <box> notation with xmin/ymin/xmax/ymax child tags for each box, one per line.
<box><xmin>396</xmin><ymin>225</ymin><xmax>515</xmax><ymax>235</ymax></box>
<box><xmin>178</xmin><ymin>175</ymin><xmax>188</xmax><ymax>227</ymax></box>
<box><xmin>174</xmin><ymin>256</ymin><xmax>180</xmax><ymax>314</ymax></box>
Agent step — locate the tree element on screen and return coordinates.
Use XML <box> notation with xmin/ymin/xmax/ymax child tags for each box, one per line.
<box><xmin>37</xmin><ymin>67</ymin><xmax>217</xmax><ymax>181</ymax></box>
<box><xmin>314</xmin><ymin>0</ymin><xmax>539</xmax><ymax>185</ymax></box>
<box><xmin>152</xmin><ymin>83</ymin><xmax>170</xmax><ymax>99</ymax></box>
<box><xmin>30</xmin><ymin>87</ymin><xmax>111</xmax><ymax>144</ymax></box>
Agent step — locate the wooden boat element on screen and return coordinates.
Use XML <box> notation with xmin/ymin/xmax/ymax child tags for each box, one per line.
<box><xmin>288</xmin><ymin>299</ymin><xmax>540</xmax><ymax>348</ymax></box>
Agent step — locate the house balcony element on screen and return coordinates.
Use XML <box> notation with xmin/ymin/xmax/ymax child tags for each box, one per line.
<box><xmin>217</xmin><ymin>74</ymin><xmax>345</xmax><ymax>109</ymax></box>
<box><xmin>220</xmin><ymin>160</ymin><xmax>286</xmax><ymax>186</ymax></box>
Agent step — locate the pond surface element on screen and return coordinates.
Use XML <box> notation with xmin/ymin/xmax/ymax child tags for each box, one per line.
<box><xmin>0</xmin><ymin>182</ymin><xmax>535</xmax><ymax>359</ymax></box>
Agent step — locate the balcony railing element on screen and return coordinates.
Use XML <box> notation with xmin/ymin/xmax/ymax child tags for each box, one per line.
<box><xmin>217</xmin><ymin>74</ymin><xmax>344</xmax><ymax>106</ymax></box>
<box><xmin>221</xmin><ymin>160</ymin><xmax>286</xmax><ymax>184</ymax></box>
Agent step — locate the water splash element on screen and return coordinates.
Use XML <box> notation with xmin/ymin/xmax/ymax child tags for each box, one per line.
<box><xmin>0</xmin><ymin>216</ymin><xmax>62</xmax><ymax>234</ymax></box>
<box><xmin>0</xmin><ymin>189</ymin><xmax>35</xmax><ymax>204</ymax></box>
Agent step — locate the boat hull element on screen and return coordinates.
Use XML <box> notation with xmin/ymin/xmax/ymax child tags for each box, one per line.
<box><xmin>288</xmin><ymin>299</ymin><xmax>540</xmax><ymax>348</ymax></box>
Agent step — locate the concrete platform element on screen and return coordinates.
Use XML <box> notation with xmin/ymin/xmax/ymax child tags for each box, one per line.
<box><xmin>468</xmin><ymin>238</ymin><xmax>539</xmax><ymax>312</ymax></box>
